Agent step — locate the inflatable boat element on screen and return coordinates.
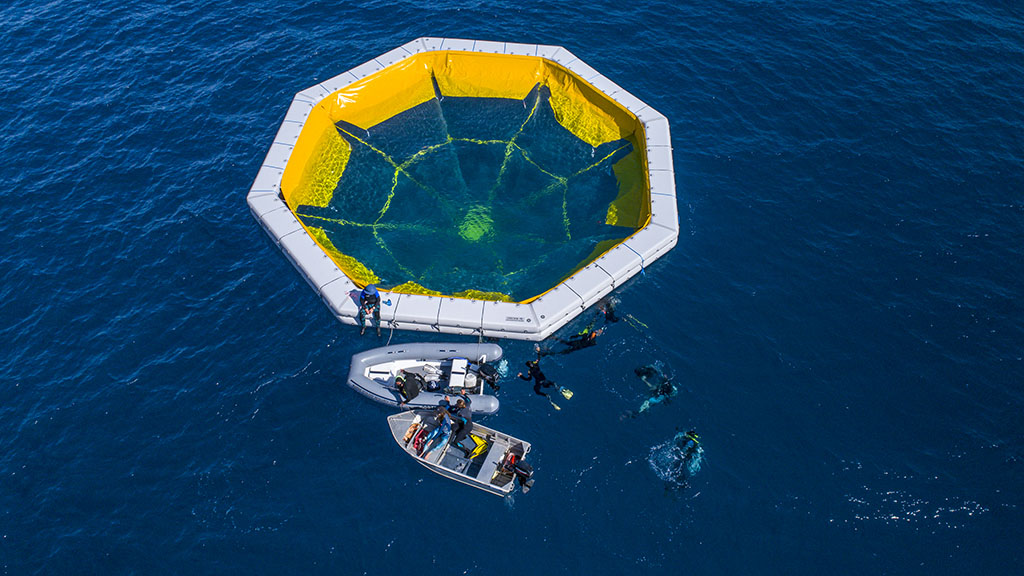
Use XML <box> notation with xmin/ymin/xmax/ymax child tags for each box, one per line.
<box><xmin>347</xmin><ymin>342</ymin><xmax>502</xmax><ymax>415</ymax></box>
<box><xmin>388</xmin><ymin>409</ymin><xmax>534</xmax><ymax>496</ymax></box>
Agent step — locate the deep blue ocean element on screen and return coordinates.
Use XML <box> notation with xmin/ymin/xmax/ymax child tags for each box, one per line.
<box><xmin>2</xmin><ymin>1</ymin><xmax>1022</xmax><ymax>574</ymax></box>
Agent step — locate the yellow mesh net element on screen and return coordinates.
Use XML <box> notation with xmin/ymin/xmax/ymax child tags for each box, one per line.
<box><xmin>454</xmin><ymin>289</ymin><xmax>514</xmax><ymax>302</ymax></box>
<box><xmin>281</xmin><ymin>50</ymin><xmax>651</xmax><ymax>302</ymax></box>
<box><xmin>390</xmin><ymin>281</ymin><xmax>442</xmax><ymax>296</ymax></box>
<box><xmin>307</xmin><ymin>227</ymin><xmax>380</xmax><ymax>285</ymax></box>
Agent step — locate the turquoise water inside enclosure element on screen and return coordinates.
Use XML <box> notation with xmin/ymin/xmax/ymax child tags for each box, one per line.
<box><xmin>295</xmin><ymin>85</ymin><xmax>639</xmax><ymax>300</ymax></box>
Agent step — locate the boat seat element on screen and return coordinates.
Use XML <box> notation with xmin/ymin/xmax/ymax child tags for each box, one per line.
<box><xmin>440</xmin><ymin>449</ymin><xmax>470</xmax><ymax>473</ymax></box>
<box><xmin>368</xmin><ymin>367</ymin><xmax>392</xmax><ymax>382</ymax></box>
<box><xmin>481</xmin><ymin>445</ymin><xmax>510</xmax><ymax>484</ymax></box>
<box><xmin>448</xmin><ymin>358</ymin><xmax>468</xmax><ymax>389</ymax></box>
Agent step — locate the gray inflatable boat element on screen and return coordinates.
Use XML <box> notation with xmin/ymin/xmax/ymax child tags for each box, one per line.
<box><xmin>347</xmin><ymin>342</ymin><xmax>502</xmax><ymax>415</ymax></box>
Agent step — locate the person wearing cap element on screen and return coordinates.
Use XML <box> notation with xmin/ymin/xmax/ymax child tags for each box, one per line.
<box><xmin>358</xmin><ymin>284</ymin><xmax>382</xmax><ymax>336</ymax></box>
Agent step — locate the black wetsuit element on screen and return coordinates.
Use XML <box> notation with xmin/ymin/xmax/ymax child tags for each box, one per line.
<box><xmin>536</xmin><ymin>332</ymin><xmax>600</xmax><ymax>358</ymax></box>
<box><xmin>519</xmin><ymin>363</ymin><xmax>556</xmax><ymax>396</ymax></box>
<box><xmin>558</xmin><ymin>332</ymin><xmax>598</xmax><ymax>354</ymax></box>
<box><xmin>600</xmin><ymin>303</ymin><xmax>619</xmax><ymax>324</ymax></box>
<box><xmin>448</xmin><ymin>404</ymin><xmax>473</xmax><ymax>452</ymax></box>
<box><xmin>655</xmin><ymin>382</ymin><xmax>674</xmax><ymax>397</ymax></box>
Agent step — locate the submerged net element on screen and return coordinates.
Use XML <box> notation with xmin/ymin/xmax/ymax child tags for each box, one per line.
<box><xmin>281</xmin><ymin>51</ymin><xmax>650</xmax><ymax>302</ymax></box>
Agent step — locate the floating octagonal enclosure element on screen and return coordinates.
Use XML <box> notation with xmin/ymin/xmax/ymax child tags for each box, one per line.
<box><xmin>248</xmin><ymin>37</ymin><xmax>678</xmax><ymax>341</ymax></box>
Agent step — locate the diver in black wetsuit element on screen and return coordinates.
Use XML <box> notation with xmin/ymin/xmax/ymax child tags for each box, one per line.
<box><xmin>517</xmin><ymin>360</ymin><xmax>557</xmax><ymax>397</ymax></box>
<box><xmin>679</xmin><ymin>429</ymin><xmax>700</xmax><ymax>459</ymax></box>
<box><xmin>622</xmin><ymin>364</ymin><xmax>678</xmax><ymax>419</ymax></box>
<box><xmin>598</xmin><ymin>299</ymin><xmax>619</xmax><ymax>324</ymax></box>
<box><xmin>536</xmin><ymin>327</ymin><xmax>604</xmax><ymax>357</ymax></box>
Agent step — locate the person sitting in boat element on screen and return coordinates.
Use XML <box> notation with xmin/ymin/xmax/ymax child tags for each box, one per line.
<box><xmin>358</xmin><ymin>284</ymin><xmax>382</xmax><ymax>336</ymax></box>
<box><xmin>474</xmin><ymin>361</ymin><xmax>501</xmax><ymax>392</ymax></box>
<box><xmin>518</xmin><ymin>359</ymin><xmax>557</xmax><ymax>398</ymax></box>
<box><xmin>395</xmin><ymin>372</ymin><xmax>408</xmax><ymax>403</ymax></box>
<box><xmin>535</xmin><ymin>327</ymin><xmax>604</xmax><ymax>357</ymax></box>
<box><xmin>419</xmin><ymin>408</ymin><xmax>452</xmax><ymax>458</ymax></box>
<box><xmin>444</xmin><ymin>396</ymin><xmax>474</xmax><ymax>457</ymax></box>
<box><xmin>395</xmin><ymin>371</ymin><xmax>421</xmax><ymax>405</ymax></box>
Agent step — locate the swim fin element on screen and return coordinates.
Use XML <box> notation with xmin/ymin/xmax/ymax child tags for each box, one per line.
<box><xmin>549</xmin><ymin>397</ymin><xmax>561</xmax><ymax>410</ymax></box>
<box><xmin>467</xmin><ymin>434</ymin><xmax>489</xmax><ymax>459</ymax></box>
<box><xmin>559</xmin><ymin>387</ymin><xmax>573</xmax><ymax>400</ymax></box>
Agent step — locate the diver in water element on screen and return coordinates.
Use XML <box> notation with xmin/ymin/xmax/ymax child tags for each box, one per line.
<box><xmin>518</xmin><ymin>359</ymin><xmax>557</xmax><ymax>398</ymax></box>
<box><xmin>623</xmin><ymin>364</ymin><xmax>678</xmax><ymax>418</ymax></box>
<box><xmin>678</xmin><ymin>429</ymin><xmax>700</xmax><ymax>458</ymax></box>
<box><xmin>535</xmin><ymin>327</ymin><xmax>604</xmax><ymax>357</ymax></box>
<box><xmin>653</xmin><ymin>428</ymin><xmax>703</xmax><ymax>489</ymax></box>
<box><xmin>535</xmin><ymin>298</ymin><xmax>618</xmax><ymax>358</ymax></box>
<box><xmin>358</xmin><ymin>284</ymin><xmax>382</xmax><ymax>336</ymax></box>
<box><xmin>673</xmin><ymin>429</ymin><xmax>702</xmax><ymax>486</ymax></box>
<box><xmin>597</xmin><ymin>298</ymin><xmax>619</xmax><ymax>324</ymax></box>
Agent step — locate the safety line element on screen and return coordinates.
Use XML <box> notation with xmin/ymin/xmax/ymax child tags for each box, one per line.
<box><xmin>623</xmin><ymin>243</ymin><xmax>647</xmax><ymax>276</ymax></box>
<box><xmin>295</xmin><ymin>212</ymin><xmax>431</xmax><ymax>232</ymax></box>
<box><xmin>336</xmin><ymin>126</ymin><xmax>455</xmax><ymax>217</ymax></box>
<box><xmin>487</xmin><ymin>91</ymin><xmax>542</xmax><ymax>204</ymax></box>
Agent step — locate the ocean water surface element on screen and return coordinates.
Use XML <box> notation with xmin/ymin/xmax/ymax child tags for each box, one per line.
<box><xmin>1</xmin><ymin>0</ymin><xmax>1021</xmax><ymax>574</ymax></box>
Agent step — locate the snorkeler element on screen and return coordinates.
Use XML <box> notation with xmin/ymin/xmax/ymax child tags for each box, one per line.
<box><xmin>597</xmin><ymin>298</ymin><xmax>619</xmax><ymax>324</ymax></box>
<box><xmin>518</xmin><ymin>360</ymin><xmax>556</xmax><ymax>398</ymax></box>
<box><xmin>535</xmin><ymin>327</ymin><xmax>604</xmax><ymax>357</ymax></box>
<box><xmin>517</xmin><ymin>358</ymin><xmax>572</xmax><ymax>409</ymax></box>
<box><xmin>623</xmin><ymin>364</ymin><xmax>678</xmax><ymax>418</ymax></box>
<box><xmin>649</xmin><ymin>428</ymin><xmax>703</xmax><ymax>489</ymax></box>
<box><xmin>678</xmin><ymin>429</ymin><xmax>700</xmax><ymax>458</ymax></box>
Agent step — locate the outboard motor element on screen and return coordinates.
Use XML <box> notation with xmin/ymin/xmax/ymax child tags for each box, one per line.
<box><xmin>477</xmin><ymin>362</ymin><xmax>500</xmax><ymax>391</ymax></box>
<box><xmin>513</xmin><ymin>460</ymin><xmax>534</xmax><ymax>493</ymax></box>
<box><xmin>499</xmin><ymin>443</ymin><xmax>535</xmax><ymax>493</ymax></box>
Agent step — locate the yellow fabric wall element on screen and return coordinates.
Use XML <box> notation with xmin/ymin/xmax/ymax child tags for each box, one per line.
<box><xmin>606</xmin><ymin>143</ymin><xmax>652</xmax><ymax>229</ymax></box>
